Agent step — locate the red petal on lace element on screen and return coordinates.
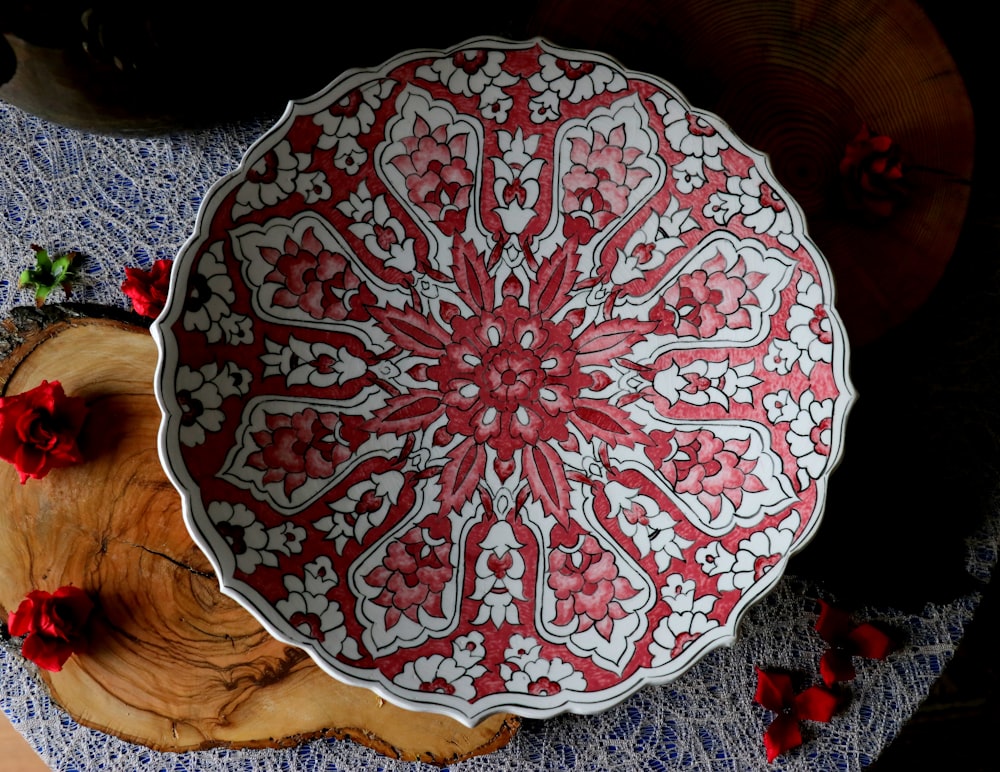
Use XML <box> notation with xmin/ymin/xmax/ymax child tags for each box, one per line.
<box><xmin>819</xmin><ymin>649</ymin><xmax>856</xmax><ymax>687</ymax></box>
<box><xmin>794</xmin><ymin>685</ymin><xmax>837</xmax><ymax>723</ymax></box>
<box><xmin>754</xmin><ymin>667</ymin><xmax>792</xmax><ymax>713</ymax></box>
<box><xmin>816</xmin><ymin>598</ymin><xmax>896</xmax><ymax>678</ymax></box>
<box><xmin>755</xmin><ymin>668</ymin><xmax>837</xmax><ymax>760</ymax></box>
<box><xmin>763</xmin><ymin>714</ymin><xmax>802</xmax><ymax>763</ymax></box>
<box><xmin>849</xmin><ymin>622</ymin><xmax>895</xmax><ymax>661</ymax></box>
<box><xmin>815</xmin><ymin>599</ymin><xmax>852</xmax><ymax>642</ymax></box>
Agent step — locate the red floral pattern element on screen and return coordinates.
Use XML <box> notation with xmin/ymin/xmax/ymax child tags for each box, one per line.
<box><xmin>389</xmin><ymin>115</ymin><xmax>474</xmax><ymax>235</ymax></box>
<box><xmin>372</xmin><ymin>238</ymin><xmax>650</xmax><ymax>518</ymax></box>
<box><xmin>646</xmin><ymin>428</ymin><xmax>767</xmax><ymax>522</ymax></box>
<box><xmin>248</xmin><ymin>408</ymin><xmax>367</xmax><ymax>499</ymax></box>
<box><xmin>364</xmin><ymin>524</ymin><xmax>454</xmax><ymax>629</ymax></box>
<box><xmin>650</xmin><ymin>251</ymin><xmax>764</xmax><ymax>339</ymax></box>
<box><xmin>261</xmin><ymin>227</ymin><xmax>376</xmax><ymax>321</ymax></box>
<box><xmin>548</xmin><ymin>534</ymin><xmax>640</xmax><ymax>639</ymax></box>
<box><xmin>562</xmin><ymin>123</ymin><xmax>651</xmax><ymax>241</ymax></box>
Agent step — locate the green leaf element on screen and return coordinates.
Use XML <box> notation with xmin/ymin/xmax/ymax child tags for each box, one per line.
<box><xmin>18</xmin><ymin>245</ymin><xmax>80</xmax><ymax>306</ymax></box>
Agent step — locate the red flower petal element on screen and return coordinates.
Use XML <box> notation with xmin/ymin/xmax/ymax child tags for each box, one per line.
<box><xmin>819</xmin><ymin>649</ymin><xmax>856</xmax><ymax>687</ymax></box>
<box><xmin>794</xmin><ymin>685</ymin><xmax>838</xmax><ymax>723</ymax></box>
<box><xmin>6</xmin><ymin>595</ymin><xmax>38</xmax><ymax>638</ymax></box>
<box><xmin>755</xmin><ymin>668</ymin><xmax>839</xmax><ymax>760</ymax></box>
<box><xmin>816</xmin><ymin>598</ymin><xmax>896</xmax><ymax>685</ymax></box>
<box><xmin>763</xmin><ymin>714</ymin><xmax>802</xmax><ymax>763</ymax></box>
<box><xmin>815</xmin><ymin>599</ymin><xmax>852</xmax><ymax>642</ymax></box>
<box><xmin>21</xmin><ymin>631</ymin><xmax>76</xmax><ymax>672</ymax></box>
<box><xmin>121</xmin><ymin>258</ymin><xmax>173</xmax><ymax>319</ymax></box>
<box><xmin>754</xmin><ymin>667</ymin><xmax>793</xmax><ymax>713</ymax></box>
<box><xmin>848</xmin><ymin>622</ymin><xmax>895</xmax><ymax>661</ymax></box>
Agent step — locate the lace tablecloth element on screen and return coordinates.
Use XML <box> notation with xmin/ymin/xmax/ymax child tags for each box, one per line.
<box><xmin>0</xmin><ymin>94</ymin><xmax>997</xmax><ymax>772</ymax></box>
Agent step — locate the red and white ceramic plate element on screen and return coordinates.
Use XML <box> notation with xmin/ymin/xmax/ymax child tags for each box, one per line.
<box><xmin>154</xmin><ymin>36</ymin><xmax>854</xmax><ymax>725</ymax></box>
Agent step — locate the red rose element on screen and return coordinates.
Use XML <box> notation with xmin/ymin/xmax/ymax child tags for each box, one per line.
<box><xmin>121</xmin><ymin>258</ymin><xmax>173</xmax><ymax>319</ymax></box>
<box><xmin>839</xmin><ymin>124</ymin><xmax>906</xmax><ymax>219</ymax></box>
<box><xmin>7</xmin><ymin>586</ymin><xmax>94</xmax><ymax>671</ymax></box>
<box><xmin>0</xmin><ymin>380</ymin><xmax>89</xmax><ymax>483</ymax></box>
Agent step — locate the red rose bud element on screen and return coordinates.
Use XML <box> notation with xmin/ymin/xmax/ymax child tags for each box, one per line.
<box><xmin>0</xmin><ymin>380</ymin><xmax>89</xmax><ymax>483</ymax></box>
<box><xmin>7</xmin><ymin>586</ymin><xmax>94</xmax><ymax>671</ymax></box>
<box><xmin>121</xmin><ymin>258</ymin><xmax>173</xmax><ymax>319</ymax></box>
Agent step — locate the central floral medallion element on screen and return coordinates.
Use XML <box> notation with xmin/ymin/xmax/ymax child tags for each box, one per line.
<box><xmin>372</xmin><ymin>239</ymin><xmax>652</xmax><ymax>520</ymax></box>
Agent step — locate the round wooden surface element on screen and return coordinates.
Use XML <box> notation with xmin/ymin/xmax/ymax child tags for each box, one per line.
<box><xmin>0</xmin><ymin>309</ymin><xmax>518</xmax><ymax>763</ymax></box>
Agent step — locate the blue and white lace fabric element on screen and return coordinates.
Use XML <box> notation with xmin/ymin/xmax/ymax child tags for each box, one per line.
<box><xmin>0</xmin><ymin>100</ymin><xmax>272</xmax><ymax>315</ymax></box>
<box><xmin>0</xmin><ymin>96</ymin><xmax>994</xmax><ymax>772</ymax></box>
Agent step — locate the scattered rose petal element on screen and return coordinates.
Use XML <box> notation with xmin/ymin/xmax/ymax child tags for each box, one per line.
<box><xmin>815</xmin><ymin>599</ymin><xmax>896</xmax><ymax>686</ymax></box>
<box><xmin>754</xmin><ymin>667</ymin><xmax>838</xmax><ymax>762</ymax></box>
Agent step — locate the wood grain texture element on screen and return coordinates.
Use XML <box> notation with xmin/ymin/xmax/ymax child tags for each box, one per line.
<box><xmin>0</xmin><ymin>309</ymin><xmax>518</xmax><ymax>763</ymax></box>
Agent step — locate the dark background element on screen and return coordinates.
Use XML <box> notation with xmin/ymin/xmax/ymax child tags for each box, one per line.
<box><xmin>857</xmin><ymin>3</ymin><xmax>1000</xmax><ymax>769</ymax></box>
<box><xmin>3</xmin><ymin>1</ymin><xmax>996</xmax><ymax>767</ymax></box>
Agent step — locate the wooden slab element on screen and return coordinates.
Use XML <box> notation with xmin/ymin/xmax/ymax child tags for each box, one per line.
<box><xmin>0</xmin><ymin>306</ymin><xmax>519</xmax><ymax>763</ymax></box>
